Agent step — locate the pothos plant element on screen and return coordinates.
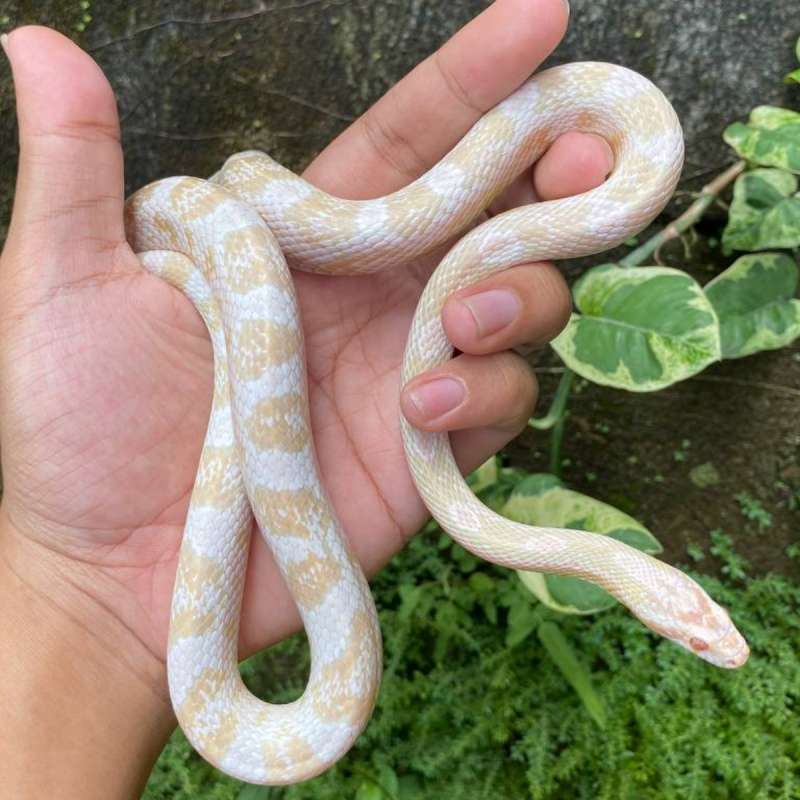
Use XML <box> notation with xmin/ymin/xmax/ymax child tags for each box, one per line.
<box><xmin>460</xmin><ymin>39</ymin><xmax>800</xmax><ymax>640</ymax></box>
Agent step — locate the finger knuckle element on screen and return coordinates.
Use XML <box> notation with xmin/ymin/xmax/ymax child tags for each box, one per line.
<box><xmin>532</xmin><ymin>266</ymin><xmax>573</xmax><ymax>334</ymax></box>
<box><xmin>433</xmin><ymin>52</ymin><xmax>484</xmax><ymax>115</ymax></box>
<box><xmin>494</xmin><ymin>354</ymin><xmax>538</xmax><ymax>432</ymax></box>
<box><xmin>359</xmin><ymin>107</ymin><xmax>428</xmax><ymax>181</ymax></box>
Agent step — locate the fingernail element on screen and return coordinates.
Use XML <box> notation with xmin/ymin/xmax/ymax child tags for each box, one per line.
<box><xmin>0</xmin><ymin>33</ymin><xmax>9</xmax><ymax>58</ymax></box>
<box><xmin>407</xmin><ymin>377</ymin><xmax>466</xmax><ymax>421</ymax></box>
<box><xmin>460</xmin><ymin>289</ymin><xmax>520</xmax><ymax>338</ymax></box>
<box><xmin>563</xmin><ymin>0</ymin><xmax>570</xmax><ymax>17</ymax></box>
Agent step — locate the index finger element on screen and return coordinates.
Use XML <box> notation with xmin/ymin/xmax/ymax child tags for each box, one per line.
<box><xmin>304</xmin><ymin>0</ymin><xmax>570</xmax><ymax>199</ymax></box>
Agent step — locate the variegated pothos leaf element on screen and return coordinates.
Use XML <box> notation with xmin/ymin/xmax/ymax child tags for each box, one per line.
<box><xmin>705</xmin><ymin>253</ymin><xmax>800</xmax><ymax>358</ymax></box>
<box><xmin>504</xmin><ymin>474</ymin><xmax>661</xmax><ymax>615</ymax></box>
<box><xmin>552</xmin><ymin>264</ymin><xmax>720</xmax><ymax>391</ymax></box>
<box><xmin>722</xmin><ymin>168</ymin><xmax>800</xmax><ymax>252</ymax></box>
<box><xmin>724</xmin><ymin>106</ymin><xmax>800</xmax><ymax>173</ymax></box>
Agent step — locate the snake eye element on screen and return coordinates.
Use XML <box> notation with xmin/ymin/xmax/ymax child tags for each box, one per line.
<box><xmin>689</xmin><ymin>636</ymin><xmax>709</xmax><ymax>652</ymax></box>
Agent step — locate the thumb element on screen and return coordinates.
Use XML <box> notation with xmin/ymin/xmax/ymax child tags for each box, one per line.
<box><xmin>1</xmin><ymin>26</ymin><xmax>127</xmax><ymax>290</ymax></box>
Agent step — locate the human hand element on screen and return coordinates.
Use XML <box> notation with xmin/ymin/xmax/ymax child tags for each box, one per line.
<box><xmin>0</xmin><ymin>0</ymin><xmax>612</xmax><ymax>793</ymax></box>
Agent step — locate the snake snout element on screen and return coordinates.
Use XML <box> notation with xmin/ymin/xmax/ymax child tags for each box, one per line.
<box><xmin>696</xmin><ymin>621</ymin><xmax>750</xmax><ymax>669</ymax></box>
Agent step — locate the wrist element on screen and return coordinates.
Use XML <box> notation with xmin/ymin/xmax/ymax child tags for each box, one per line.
<box><xmin>0</xmin><ymin>510</ymin><xmax>175</xmax><ymax>799</ymax></box>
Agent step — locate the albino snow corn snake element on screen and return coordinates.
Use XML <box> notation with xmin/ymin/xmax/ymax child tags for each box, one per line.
<box><xmin>125</xmin><ymin>60</ymin><xmax>749</xmax><ymax>786</ymax></box>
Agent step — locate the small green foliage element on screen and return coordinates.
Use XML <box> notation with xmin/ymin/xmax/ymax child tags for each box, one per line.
<box><xmin>353</xmin><ymin>760</ymin><xmax>400</xmax><ymax>800</ymax></box>
<box><xmin>145</xmin><ymin>539</ymin><xmax>800</xmax><ymax>799</ymax></box>
<box><xmin>73</xmin><ymin>0</ymin><xmax>93</xmax><ymax>32</ymax></box>
<box><xmin>686</xmin><ymin>542</ymin><xmax>705</xmax><ymax>562</ymax></box>
<box><xmin>786</xmin><ymin>542</ymin><xmax>800</xmax><ymax>560</ymax></box>
<box><xmin>784</xmin><ymin>36</ymin><xmax>800</xmax><ymax>84</ymax></box>
<box><xmin>709</xmin><ymin>530</ymin><xmax>750</xmax><ymax>581</ymax></box>
<box><xmin>689</xmin><ymin>462</ymin><xmax>721</xmax><ymax>488</ymax></box>
<box><xmin>734</xmin><ymin>491</ymin><xmax>773</xmax><ymax>530</ymax></box>
<box><xmin>238</xmin><ymin>787</ymin><xmax>269</xmax><ymax>799</ymax></box>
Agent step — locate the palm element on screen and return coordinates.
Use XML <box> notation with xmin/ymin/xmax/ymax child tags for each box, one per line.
<box><xmin>2</xmin><ymin>231</ymin><xmax>443</xmax><ymax>660</ymax></box>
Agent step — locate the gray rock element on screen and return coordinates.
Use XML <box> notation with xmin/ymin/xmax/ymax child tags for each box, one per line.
<box><xmin>0</xmin><ymin>0</ymin><xmax>797</xmax><ymax>240</ymax></box>
<box><xmin>557</xmin><ymin>1</ymin><xmax>799</xmax><ymax>183</ymax></box>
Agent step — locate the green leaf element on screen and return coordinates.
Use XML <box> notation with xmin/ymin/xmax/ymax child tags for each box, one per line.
<box><xmin>468</xmin><ymin>572</ymin><xmax>498</xmax><ymax>623</ymax></box>
<box><xmin>705</xmin><ymin>253</ymin><xmax>800</xmax><ymax>357</ymax></box>
<box><xmin>466</xmin><ymin>456</ymin><xmax>527</xmax><ymax>512</ymax></box>
<box><xmin>551</xmin><ymin>264</ymin><xmax>720</xmax><ymax>391</ymax></box>
<box><xmin>356</xmin><ymin>782</ymin><xmax>386</xmax><ymax>800</ymax></box>
<box><xmin>534</xmin><ymin>573</ymin><xmax>613</xmax><ymax>614</ymax></box>
<box><xmin>537</xmin><ymin>622</ymin><xmax>606</xmax><ymax>728</ymax></box>
<box><xmin>722</xmin><ymin>168</ymin><xmax>800</xmax><ymax>252</ymax></box>
<box><xmin>511</xmin><ymin>473</ymin><xmax>565</xmax><ymax>496</ymax></box>
<box><xmin>606</xmin><ymin>527</ymin><xmax>663</xmax><ymax>550</ymax></box>
<box><xmin>785</xmin><ymin>68</ymin><xmax>800</xmax><ymax>85</ymax></box>
<box><xmin>503</xmin><ymin>476</ymin><xmax>661</xmax><ymax>614</ymax></box>
<box><xmin>374</xmin><ymin>763</ymin><xmax>400</xmax><ymax>798</ymax></box>
<box><xmin>467</xmin><ymin>456</ymin><xmax>498</xmax><ymax>494</ymax></box>
<box><xmin>397</xmin><ymin>583</ymin><xmax>423</xmax><ymax>622</ymax></box>
<box><xmin>397</xmin><ymin>775</ymin><xmax>424</xmax><ymax>799</ymax></box>
<box><xmin>724</xmin><ymin>106</ymin><xmax>800</xmax><ymax>173</ymax></box>
<box><xmin>505</xmin><ymin>592</ymin><xmax>540</xmax><ymax>646</ymax></box>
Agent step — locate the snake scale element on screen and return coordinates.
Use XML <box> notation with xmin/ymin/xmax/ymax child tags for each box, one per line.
<box><xmin>125</xmin><ymin>60</ymin><xmax>749</xmax><ymax>785</ymax></box>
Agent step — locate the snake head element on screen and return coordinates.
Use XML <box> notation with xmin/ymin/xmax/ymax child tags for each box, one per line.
<box><xmin>678</xmin><ymin>606</ymin><xmax>750</xmax><ymax>669</ymax></box>
<box><xmin>634</xmin><ymin>571</ymin><xmax>750</xmax><ymax>669</ymax></box>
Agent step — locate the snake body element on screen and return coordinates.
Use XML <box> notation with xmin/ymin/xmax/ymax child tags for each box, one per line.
<box><xmin>125</xmin><ymin>62</ymin><xmax>749</xmax><ymax>786</ymax></box>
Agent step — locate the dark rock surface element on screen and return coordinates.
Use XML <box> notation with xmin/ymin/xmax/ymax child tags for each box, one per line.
<box><xmin>0</xmin><ymin>0</ymin><xmax>797</xmax><ymax>237</ymax></box>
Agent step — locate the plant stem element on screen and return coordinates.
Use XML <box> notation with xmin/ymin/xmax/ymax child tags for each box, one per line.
<box><xmin>530</xmin><ymin>368</ymin><xmax>574</xmax><ymax>477</ymax></box>
<box><xmin>620</xmin><ymin>160</ymin><xmax>746</xmax><ymax>267</ymax></box>
<box><xmin>549</xmin><ymin>401</ymin><xmax>569</xmax><ymax>477</ymax></box>
<box><xmin>529</xmin><ymin>368</ymin><xmax>575</xmax><ymax>431</ymax></box>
